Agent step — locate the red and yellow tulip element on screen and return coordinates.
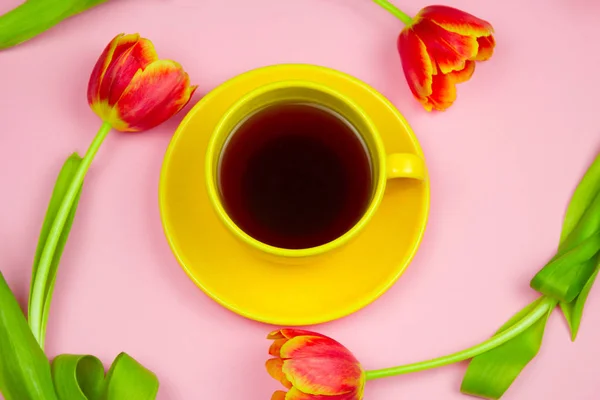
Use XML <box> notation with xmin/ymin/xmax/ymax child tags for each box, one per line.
<box><xmin>27</xmin><ymin>33</ymin><xmax>197</xmax><ymax>350</ymax></box>
<box><xmin>266</xmin><ymin>329</ymin><xmax>366</xmax><ymax>400</ymax></box>
<box><xmin>264</xmin><ymin>303</ymin><xmax>560</xmax><ymax>400</ymax></box>
<box><xmin>87</xmin><ymin>33</ymin><xmax>197</xmax><ymax>132</ymax></box>
<box><xmin>374</xmin><ymin>1</ymin><xmax>495</xmax><ymax>111</ymax></box>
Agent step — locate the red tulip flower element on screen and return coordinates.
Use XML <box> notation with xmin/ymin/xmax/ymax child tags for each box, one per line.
<box><xmin>88</xmin><ymin>33</ymin><xmax>197</xmax><ymax>132</ymax></box>
<box><xmin>27</xmin><ymin>33</ymin><xmax>197</xmax><ymax>347</ymax></box>
<box><xmin>266</xmin><ymin>329</ymin><xmax>366</xmax><ymax>400</ymax></box>
<box><xmin>374</xmin><ymin>1</ymin><xmax>495</xmax><ymax>111</ymax></box>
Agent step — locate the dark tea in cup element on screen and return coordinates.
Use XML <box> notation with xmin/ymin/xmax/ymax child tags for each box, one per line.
<box><xmin>218</xmin><ymin>102</ymin><xmax>373</xmax><ymax>249</ymax></box>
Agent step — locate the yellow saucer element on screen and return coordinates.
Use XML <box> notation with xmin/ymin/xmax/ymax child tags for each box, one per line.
<box><xmin>159</xmin><ymin>64</ymin><xmax>430</xmax><ymax>326</ymax></box>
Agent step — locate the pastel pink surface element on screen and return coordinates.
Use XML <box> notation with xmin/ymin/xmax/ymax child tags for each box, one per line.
<box><xmin>1</xmin><ymin>0</ymin><xmax>599</xmax><ymax>399</ymax></box>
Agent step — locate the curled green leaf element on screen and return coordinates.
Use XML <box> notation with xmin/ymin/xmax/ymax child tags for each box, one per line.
<box><xmin>101</xmin><ymin>353</ymin><xmax>159</xmax><ymax>400</ymax></box>
<box><xmin>52</xmin><ymin>355</ymin><xmax>104</xmax><ymax>400</ymax></box>
<box><xmin>531</xmin><ymin>153</ymin><xmax>600</xmax><ymax>337</ymax></box>
<box><xmin>460</xmin><ymin>297</ymin><xmax>556</xmax><ymax>400</ymax></box>
<box><xmin>0</xmin><ymin>0</ymin><xmax>110</xmax><ymax>50</ymax></box>
<box><xmin>29</xmin><ymin>152</ymin><xmax>83</xmax><ymax>349</ymax></box>
<box><xmin>0</xmin><ymin>272</ymin><xmax>58</xmax><ymax>400</ymax></box>
<box><xmin>560</xmin><ymin>260</ymin><xmax>600</xmax><ymax>341</ymax></box>
<box><xmin>52</xmin><ymin>353</ymin><xmax>159</xmax><ymax>400</ymax></box>
<box><xmin>530</xmin><ymin>233</ymin><xmax>600</xmax><ymax>302</ymax></box>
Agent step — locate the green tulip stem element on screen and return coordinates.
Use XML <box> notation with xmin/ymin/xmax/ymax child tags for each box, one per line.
<box><xmin>372</xmin><ymin>0</ymin><xmax>414</xmax><ymax>26</ymax></box>
<box><xmin>28</xmin><ymin>121</ymin><xmax>112</xmax><ymax>348</ymax></box>
<box><xmin>365</xmin><ymin>296</ymin><xmax>557</xmax><ymax>380</ymax></box>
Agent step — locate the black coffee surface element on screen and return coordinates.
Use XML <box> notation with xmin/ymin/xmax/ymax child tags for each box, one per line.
<box><xmin>219</xmin><ymin>103</ymin><xmax>372</xmax><ymax>249</ymax></box>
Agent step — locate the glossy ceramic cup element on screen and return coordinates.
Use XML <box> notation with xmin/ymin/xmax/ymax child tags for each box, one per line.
<box><xmin>205</xmin><ymin>80</ymin><xmax>425</xmax><ymax>262</ymax></box>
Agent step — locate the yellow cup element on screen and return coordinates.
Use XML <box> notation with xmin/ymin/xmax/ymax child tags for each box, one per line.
<box><xmin>205</xmin><ymin>80</ymin><xmax>425</xmax><ymax>262</ymax></box>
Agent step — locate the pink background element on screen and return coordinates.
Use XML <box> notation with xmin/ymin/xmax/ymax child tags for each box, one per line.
<box><xmin>1</xmin><ymin>0</ymin><xmax>600</xmax><ymax>399</ymax></box>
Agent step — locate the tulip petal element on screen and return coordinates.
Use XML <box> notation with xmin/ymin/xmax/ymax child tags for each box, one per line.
<box><xmin>278</xmin><ymin>330</ymin><xmax>330</xmax><ymax>340</ymax></box>
<box><xmin>449</xmin><ymin>60</ymin><xmax>475</xmax><ymax>84</ymax></box>
<box><xmin>266</xmin><ymin>331</ymin><xmax>365</xmax><ymax>399</ymax></box>
<box><xmin>271</xmin><ymin>391</ymin><xmax>287</xmax><ymax>400</ymax></box>
<box><xmin>268</xmin><ymin>330</ymin><xmax>287</xmax><ymax>340</ymax></box>
<box><xmin>476</xmin><ymin>35</ymin><xmax>495</xmax><ymax>61</ymax></box>
<box><xmin>412</xmin><ymin>18</ymin><xmax>478</xmax><ymax>74</ymax></box>
<box><xmin>112</xmin><ymin>34</ymin><xmax>141</xmax><ymax>56</ymax></box>
<box><xmin>279</xmin><ymin>336</ymin><xmax>359</xmax><ymax>364</ymax></box>
<box><xmin>112</xmin><ymin>60</ymin><xmax>196</xmax><ymax>132</ymax></box>
<box><xmin>87</xmin><ymin>33</ymin><xmax>124</xmax><ymax>106</ymax></box>
<box><xmin>100</xmin><ymin>37</ymin><xmax>158</xmax><ymax>106</ymax></box>
<box><xmin>397</xmin><ymin>30</ymin><xmax>433</xmax><ymax>104</ymax></box>
<box><xmin>270</xmin><ymin>339</ymin><xmax>288</xmax><ymax>357</ymax></box>
<box><xmin>266</xmin><ymin>358</ymin><xmax>293</xmax><ymax>389</ymax></box>
<box><xmin>282</xmin><ymin>356</ymin><xmax>363</xmax><ymax>396</ymax></box>
<box><xmin>420</xmin><ymin>99</ymin><xmax>436</xmax><ymax>112</ymax></box>
<box><xmin>428</xmin><ymin>72</ymin><xmax>457</xmax><ymax>111</ymax></box>
<box><xmin>419</xmin><ymin>5</ymin><xmax>494</xmax><ymax>37</ymax></box>
<box><xmin>285</xmin><ymin>387</ymin><xmax>361</xmax><ymax>400</ymax></box>
<box><xmin>284</xmin><ymin>388</ymin><xmax>313</xmax><ymax>400</ymax></box>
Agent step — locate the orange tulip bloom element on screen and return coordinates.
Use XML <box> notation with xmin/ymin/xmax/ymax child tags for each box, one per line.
<box><xmin>87</xmin><ymin>33</ymin><xmax>197</xmax><ymax>132</ymax></box>
<box><xmin>399</xmin><ymin>5</ymin><xmax>495</xmax><ymax>111</ymax></box>
<box><xmin>266</xmin><ymin>329</ymin><xmax>366</xmax><ymax>400</ymax></box>
<box><xmin>374</xmin><ymin>1</ymin><xmax>495</xmax><ymax>111</ymax></box>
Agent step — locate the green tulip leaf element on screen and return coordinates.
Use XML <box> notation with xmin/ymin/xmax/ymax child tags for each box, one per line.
<box><xmin>0</xmin><ymin>0</ymin><xmax>110</xmax><ymax>50</ymax></box>
<box><xmin>463</xmin><ymin>153</ymin><xmax>600</xmax><ymax>399</ymax></box>
<box><xmin>460</xmin><ymin>297</ymin><xmax>555</xmax><ymax>399</ymax></box>
<box><xmin>560</xmin><ymin>153</ymin><xmax>600</xmax><ymax>243</ymax></box>
<box><xmin>559</xmin><ymin>260</ymin><xmax>600</xmax><ymax>341</ymax></box>
<box><xmin>530</xmin><ymin>234</ymin><xmax>600</xmax><ymax>302</ymax></box>
<box><xmin>531</xmin><ymin>153</ymin><xmax>600</xmax><ymax>337</ymax></box>
<box><xmin>0</xmin><ymin>271</ymin><xmax>58</xmax><ymax>400</ymax></box>
<box><xmin>29</xmin><ymin>152</ymin><xmax>83</xmax><ymax>348</ymax></box>
<box><xmin>52</xmin><ymin>355</ymin><xmax>105</xmax><ymax>400</ymax></box>
<box><xmin>52</xmin><ymin>352</ymin><xmax>159</xmax><ymax>400</ymax></box>
<box><xmin>101</xmin><ymin>353</ymin><xmax>159</xmax><ymax>400</ymax></box>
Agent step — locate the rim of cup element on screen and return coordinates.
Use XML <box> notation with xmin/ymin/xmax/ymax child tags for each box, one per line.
<box><xmin>205</xmin><ymin>80</ymin><xmax>389</xmax><ymax>259</ymax></box>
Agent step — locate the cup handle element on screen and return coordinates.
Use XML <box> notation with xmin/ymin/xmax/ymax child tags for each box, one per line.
<box><xmin>385</xmin><ymin>153</ymin><xmax>426</xmax><ymax>180</ymax></box>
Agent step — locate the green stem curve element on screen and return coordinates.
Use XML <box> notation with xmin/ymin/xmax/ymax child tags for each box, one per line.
<box><xmin>28</xmin><ymin>122</ymin><xmax>112</xmax><ymax>347</ymax></box>
<box><xmin>365</xmin><ymin>296</ymin><xmax>556</xmax><ymax>380</ymax></box>
<box><xmin>372</xmin><ymin>0</ymin><xmax>414</xmax><ymax>26</ymax></box>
